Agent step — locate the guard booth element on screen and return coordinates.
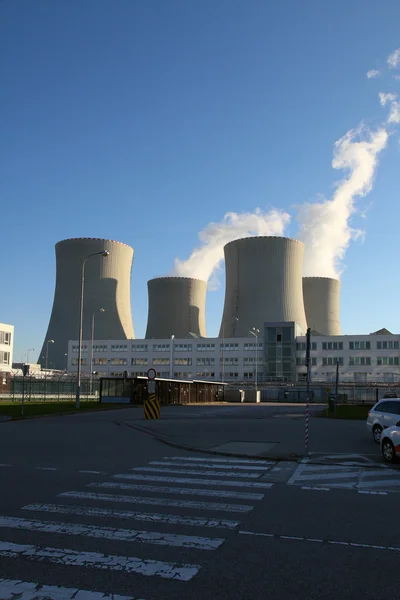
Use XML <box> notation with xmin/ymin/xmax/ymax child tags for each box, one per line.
<box><xmin>99</xmin><ymin>375</ymin><xmax>226</xmax><ymax>405</ymax></box>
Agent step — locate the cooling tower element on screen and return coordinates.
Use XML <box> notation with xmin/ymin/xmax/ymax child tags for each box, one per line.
<box><xmin>39</xmin><ymin>238</ymin><xmax>135</xmax><ymax>369</ymax></box>
<box><xmin>302</xmin><ymin>277</ymin><xmax>341</xmax><ymax>335</ymax></box>
<box><xmin>219</xmin><ymin>236</ymin><xmax>307</xmax><ymax>337</ymax></box>
<box><xmin>145</xmin><ymin>277</ymin><xmax>207</xmax><ymax>339</ymax></box>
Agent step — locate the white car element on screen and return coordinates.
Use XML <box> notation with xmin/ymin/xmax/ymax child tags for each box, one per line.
<box><xmin>366</xmin><ymin>398</ymin><xmax>400</xmax><ymax>443</ymax></box>
<box><xmin>380</xmin><ymin>426</ymin><xmax>400</xmax><ymax>463</ymax></box>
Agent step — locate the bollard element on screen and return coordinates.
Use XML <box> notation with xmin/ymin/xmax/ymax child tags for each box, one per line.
<box><xmin>144</xmin><ymin>369</ymin><xmax>160</xmax><ymax>419</ymax></box>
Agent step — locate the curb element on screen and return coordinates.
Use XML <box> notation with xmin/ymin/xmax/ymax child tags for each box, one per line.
<box><xmin>0</xmin><ymin>404</ymin><xmax>143</xmax><ymax>422</ymax></box>
<box><xmin>121</xmin><ymin>420</ymin><xmax>389</xmax><ymax>469</ymax></box>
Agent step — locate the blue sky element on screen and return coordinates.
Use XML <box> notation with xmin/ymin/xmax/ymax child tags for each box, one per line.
<box><xmin>1</xmin><ymin>0</ymin><xmax>400</xmax><ymax>363</ymax></box>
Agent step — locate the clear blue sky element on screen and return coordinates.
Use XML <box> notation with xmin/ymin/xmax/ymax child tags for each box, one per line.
<box><xmin>1</xmin><ymin>0</ymin><xmax>400</xmax><ymax>363</ymax></box>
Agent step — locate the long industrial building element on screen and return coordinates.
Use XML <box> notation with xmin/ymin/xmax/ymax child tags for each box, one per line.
<box><xmin>39</xmin><ymin>238</ymin><xmax>135</xmax><ymax>370</ymax></box>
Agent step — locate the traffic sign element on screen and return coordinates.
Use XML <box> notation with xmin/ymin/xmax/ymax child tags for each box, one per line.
<box><xmin>147</xmin><ymin>368</ymin><xmax>156</xmax><ymax>380</ymax></box>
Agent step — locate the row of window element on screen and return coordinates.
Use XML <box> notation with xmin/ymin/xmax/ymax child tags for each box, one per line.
<box><xmin>297</xmin><ymin>357</ymin><xmax>400</xmax><ymax>367</ymax></box>
<box><xmin>73</xmin><ymin>342</ymin><xmax>265</xmax><ymax>354</ymax></box>
<box><xmin>298</xmin><ymin>341</ymin><xmax>400</xmax><ymax>351</ymax></box>
<box><xmin>0</xmin><ymin>331</ymin><xmax>11</xmax><ymax>346</ymax></box>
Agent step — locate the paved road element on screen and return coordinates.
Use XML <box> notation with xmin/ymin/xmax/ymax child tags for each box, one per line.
<box><xmin>0</xmin><ymin>409</ymin><xmax>399</xmax><ymax>599</ymax></box>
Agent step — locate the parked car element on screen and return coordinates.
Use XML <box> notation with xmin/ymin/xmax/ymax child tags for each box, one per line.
<box><xmin>380</xmin><ymin>426</ymin><xmax>400</xmax><ymax>463</ymax></box>
<box><xmin>366</xmin><ymin>399</ymin><xmax>400</xmax><ymax>443</ymax></box>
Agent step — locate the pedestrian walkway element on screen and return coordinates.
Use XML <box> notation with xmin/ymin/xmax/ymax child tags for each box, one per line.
<box><xmin>0</xmin><ymin>456</ymin><xmax>275</xmax><ymax>599</ymax></box>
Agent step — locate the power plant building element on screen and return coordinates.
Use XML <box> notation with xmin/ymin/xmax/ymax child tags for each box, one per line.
<box><xmin>145</xmin><ymin>277</ymin><xmax>207</xmax><ymax>339</ymax></box>
<box><xmin>39</xmin><ymin>238</ymin><xmax>135</xmax><ymax>370</ymax></box>
<box><xmin>303</xmin><ymin>277</ymin><xmax>341</xmax><ymax>336</ymax></box>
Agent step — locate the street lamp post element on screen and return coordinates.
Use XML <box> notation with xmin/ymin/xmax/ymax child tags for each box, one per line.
<box><xmin>45</xmin><ymin>340</ymin><xmax>54</xmax><ymax>370</ymax></box>
<box><xmin>221</xmin><ymin>317</ymin><xmax>239</xmax><ymax>384</ymax></box>
<box><xmin>90</xmin><ymin>308</ymin><xmax>105</xmax><ymax>394</ymax></box>
<box><xmin>249</xmin><ymin>328</ymin><xmax>260</xmax><ymax>396</ymax></box>
<box><xmin>26</xmin><ymin>348</ymin><xmax>35</xmax><ymax>364</ymax></box>
<box><xmin>76</xmin><ymin>250</ymin><xmax>109</xmax><ymax>409</ymax></box>
<box><xmin>170</xmin><ymin>335</ymin><xmax>175</xmax><ymax>379</ymax></box>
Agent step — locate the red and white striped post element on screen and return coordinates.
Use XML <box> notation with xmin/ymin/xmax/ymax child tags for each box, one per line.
<box><xmin>304</xmin><ymin>327</ymin><xmax>311</xmax><ymax>453</ymax></box>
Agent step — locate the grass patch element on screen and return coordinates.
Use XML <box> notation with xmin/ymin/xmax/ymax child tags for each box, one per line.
<box><xmin>321</xmin><ymin>404</ymin><xmax>372</xmax><ymax>420</ymax></box>
<box><xmin>0</xmin><ymin>401</ymin><xmax>132</xmax><ymax>419</ymax></box>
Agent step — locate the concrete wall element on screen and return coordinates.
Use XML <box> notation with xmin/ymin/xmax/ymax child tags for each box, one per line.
<box><xmin>303</xmin><ymin>277</ymin><xmax>341</xmax><ymax>335</ymax></box>
<box><xmin>219</xmin><ymin>236</ymin><xmax>307</xmax><ymax>337</ymax></box>
<box><xmin>145</xmin><ymin>277</ymin><xmax>207</xmax><ymax>339</ymax></box>
<box><xmin>40</xmin><ymin>238</ymin><xmax>135</xmax><ymax>370</ymax></box>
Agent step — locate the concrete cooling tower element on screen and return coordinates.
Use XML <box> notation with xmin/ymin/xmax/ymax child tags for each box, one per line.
<box><xmin>302</xmin><ymin>277</ymin><xmax>341</xmax><ymax>335</ymax></box>
<box><xmin>219</xmin><ymin>236</ymin><xmax>307</xmax><ymax>337</ymax></box>
<box><xmin>145</xmin><ymin>277</ymin><xmax>207</xmax><ymax>339</ymax></box>
<box><xmin>39</xmin><ymin>238</ymin><xmax>135</xmax><ymax>370</ymax></box>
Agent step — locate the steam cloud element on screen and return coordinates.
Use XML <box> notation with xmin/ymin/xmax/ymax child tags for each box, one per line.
<box><xmin>297</xmin><ymin>126</ymin><xmax>388</xmax><ymax>278</ymax></box>
<box><xmin>172</xmin><ymin>208</ymin><xmax>291</xmax><ymax>283</ymax></box>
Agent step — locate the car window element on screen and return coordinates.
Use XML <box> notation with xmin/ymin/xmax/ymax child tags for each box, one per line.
<box><xmin>390</xmin><ymin>401</ymin><xmax>400</xmax><ymax>415</ymax></box>
<box><xmin>375</xmin><ymin>402</ymin><xmax>388</xmax><ymax>412</ymax></box>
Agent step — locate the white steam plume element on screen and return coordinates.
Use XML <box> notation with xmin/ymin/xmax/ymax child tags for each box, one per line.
<box><xmin>172</xmin><ymin>208</ymin><xmax>290</xmax><ymax>283</ymax></box>
<box><xmin>297</xmin><ymin>125</ymin><xmax>388</xmax><ymax>278</ymax></box>
<box><xmin>367</xmin><ymin>69</ymin><xmax>380</xmax><ymax>79</ymax></box>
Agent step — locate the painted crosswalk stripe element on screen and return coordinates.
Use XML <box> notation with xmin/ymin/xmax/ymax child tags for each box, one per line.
<box><xmin>0</xmin><ymin>516</ymin><xmax>224</xmax><ymax>550</ymax></box>
<box><xmin>132</xmin><ymin>467</ymin><xmax>261</xmax><ymax>479</ymax></box>
<box><xmin>0</xmin><ymin>578</ymin><xmax>140</xmax><ymax>599</ymax></box>
<box><xmin>113</xmin><ymin>474</ymin><xmax>273</xmax><ymax>489</ymax></box>
<box><xmin>151</xmin><ymin>461</ymin><xmax>270</xmax><ymax>471</ymax></box>
<box><xmin>79</xmin><ymin>470</ymin><xmax>102</xmax><ymax>474</ymax></box>
<box><xmin>358</xmin><ymin>479</ymin><xmax>400</xmax><ymax>489</ymax></box>
<box><xmin>91</xmin><ymin>481</ymin><xmax>264</xmax><ymax>500</ymax></box>
<box><xmin>295</xmin><ymin>471</ymin><xmax>359</xmax><ymax>481</ymax></box>
<box><xmin>0</xmin><ymin>540</ymin><xmax>199</xmax><ymax>581</ymax></box>
<box><xmin>163</xmin><ymin>456</ymin><xmax>274</xmax><ymax>465</ymax></box>
<box><xmin>61</xmin><ymin>490</ymin><xmax>256</xmax><ymax>512</ymax></box>
<box><xmin>22</xmin><ymin>503</ymin><xmax>240</xmax><ymax>529</ymax></box>
<box><xmin>302</xmin><ymin>465</ymin><xmax>359</xmax><ymax>472</ymax></box>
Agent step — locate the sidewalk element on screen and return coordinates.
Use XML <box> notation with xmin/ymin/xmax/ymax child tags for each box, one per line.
<box><xmin>122</xmin><ymin>403</ymin><xmax>378</xmax><ymax>462</ymax></box>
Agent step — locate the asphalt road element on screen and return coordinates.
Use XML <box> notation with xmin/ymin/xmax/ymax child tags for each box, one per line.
<box><xmin>0</xmin><ymin>408</ymin><xmax>399</xmax><ymax>599</ymax></box>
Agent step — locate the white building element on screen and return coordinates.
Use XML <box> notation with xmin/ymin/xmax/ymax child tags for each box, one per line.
<box><xmin>0</xmin><ymin>323</ymin><xmax>14</xmax><ymax>373</ymax></box>
<box><xmin>67</xmin><ymin>325</ymin><xmax>400</xmax><ymax>383</ymax></box>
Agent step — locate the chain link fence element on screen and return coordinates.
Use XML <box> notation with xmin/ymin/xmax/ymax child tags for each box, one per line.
<box><xmin>0</xmin><ymin>373</ymin><xmax>100</xmax><ymax>402</ymax></box>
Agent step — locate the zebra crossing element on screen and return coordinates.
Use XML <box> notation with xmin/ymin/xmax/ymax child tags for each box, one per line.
<box><xmin>0</xmin><ymin>455</ymin><xmax>275</xmax><ymax>599</ymax></box>
<box><xmin>287</xmin><ymin>458</ymin><xmax>400</xmax><ymax>491</ymax></box>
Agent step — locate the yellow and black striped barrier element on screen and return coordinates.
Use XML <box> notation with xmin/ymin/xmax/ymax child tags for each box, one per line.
<box><xmin>144</xmin><ymin>393</ymin><xmax>160</xmax><ymax>419</ymax></box>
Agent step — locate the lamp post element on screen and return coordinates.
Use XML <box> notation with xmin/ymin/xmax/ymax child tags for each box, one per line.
<box><xmin>170</xmin><ymin>335</ymin><xmax>175</xmax><ymax>379</ymax></box>
<box><xmin>65</xmin><ymin>353</ymin><xmax>68</xmax><ymax>372</ymax></box>
<box><xmin>90</xmin><ymin>308</ymin><xmax>105</xmax><ymax>394</ymax></box>
<box><xmin>221</xmin><ymin>317</ymin><xmax>239</xmax><ymax>384</ymax></box>
<box><xmin>26</xmin><ymin>348</ymin><xmax>35</xmax><ymax>364</ymax></box>
<box><xmin>76</xmin><ymin>250</ymin><xmax>109</xmax><ymax>409</ymax></box>
<box><xmin>45</xmin><ymin>340</ymin><xmax>54</xmax><ymax>370</ymax></box>
<box><xmin>249</xmin><ymin>328</ymin><xmax>260</xmax><ymax>395</ymax></box>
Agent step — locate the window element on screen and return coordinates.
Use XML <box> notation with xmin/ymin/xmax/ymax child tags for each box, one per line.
<box><xmin>175</xmin><ymin>344</ymin><xmax>192</xmax><ymax>352</ymax></box>
<box><xmin>224</xmin><ymin>372</ymin><xmax>239</xmax><ymax>378</ymax></box>
<box><xmin>244</xmin><ymin>342</ymin><xmax>263</xmax><ymax>350</ymax></box>
<box><xmin>72</xmin><ymin>345</ymin><xmax>88</xmax><ymax>352</ymax></box>
<box><xmin>197</xmin><ymin>357</ymin><xmax>215</xmax><ymax>366</ymax></box>
<box><xmin>197</xmin><ymin>343</ymin><xmax>215</xmax><ymax>352</ymax></box>
<box><xmin>93</xmin><ymin>357</ymin><xmax>107</xmax><ymax>365</ymax></box>
<box><xmin>244</xmin><ymin>372</ymin><xmax>255</xmax><ymax>378</ymax></box>
<box><xmin>110</xmin><ymin>357</ymin><xmax>127</xmax><ymax>365</ymax></box>
<box><xmin>277</xmin><ymin>334</ymin><xmax>282</xmax><ymax>342</ymax></box>
<box><xmin>349</xmin><ymin>357</ymin><xmax>371</xmax><ymax>366</ymax></box>
<box><xmin>385</xmin><ymin>401</ymin><xmax>400</xmax><ymax>415</ymax></box>
<box><xmin>322</xmin><ymin>342</ymin><xmax>343</xmax><ymax>351</ymax></box>
<box><xmin>220</xmin><ymin>343</ymin><xmax>239</xmax><ymax>351</ymax></box>
<box><xmin>174</xmin><ymin>372</ymin><xmax>192</xmax><ymax>378</ymax></box>
<box><xmin>132</xmin><ymin>344</ymin><xmax>148</xmax><ymax>352</ymax></box>
<box><xmin>243</xmin><ymin>357</ymin><xmax>263</xmax><ymax>365</ymax></box>
<box><xmin>109</xmin><ymin>371</ymin><xmax>124</xmax><ymax>377</ymax></box>
<box><xmin>296</xmin><ymin>357</ymin><xmax>317</xmax><ymax>366</ymax></box>
<box><xmin>377</xmin><ymin>341</ymin><xmax>399</xmax><ymax>350</ymax></box>
<box><xmin>131</xmin><ymin>357</ymin><xmax>148</xmax><ymax>366</ymax></box>
<box><xmin>71</xmin><ymin>358</ymin><xmax>87</xmax><ymax>365</ymax></box>
<box><xmin>131</xmin><ymin>370</ymin><xmax>147</xmax><ymax>377</ymax></box>
<box><xmin>174</xmin><ymin>357</ymin><xmax>192</xmax><ymax>366</ymax></box>
<box><xmin>322</xmin><ymin>357</ymin><xmax>344</xmax><ymax>366</ymax></box>
<box><xmin>377</xmin><ymin>357</ymin><xmax>400</xmax><ymax>366</ymax></box>
<box><xmin>296</xmin><ymin>342</ymin><xmax>317</xmax><ymax>351</ymax></box>
<box><xmin>349</xmin><ymin>341</ymin><xmax>371</xmax><ymax>350</ymax></box>
<box><xmin>0</xmin><ymin>331</ymin><xmax>11</xmax><ymax>345</ymax></box>
<box><xmin>0</xmin><ymin>351</ymin><xmax>10</xmax><ymax>365</ymax></box>
<box><xmin>220</xmin><ymin>357</ymin><xmax>239</xmax><ymax>365</ymax></box>
<box><xmin>196</xmin><ymin>372</ymin><xmax>215</xmax><ymax>378</ymax></box>
<box><xmin>153</xmin><ymin>357</ymin><xmax>170</xmax><ymax>366</ymax></box>
<box><xmin>375</xmin><ymin>401</ymin><xmax>389</xmax><ymax>413</ymax></box>
<box><xmin>93</xmin><ymin>344</ymin><xmax>108</xmax><ymax>353</ymax></box>
<box><xmin>153</xmin><ymin>344</ymin><xmax>170</xmax><ymax>352</ymax></box>
<box><xmin>111</xmin><ymin>345</ymin><xmax>128</xmax><ymax>352</ymax></box>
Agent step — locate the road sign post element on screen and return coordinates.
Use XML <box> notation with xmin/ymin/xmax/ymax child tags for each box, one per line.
<box><xmin>144</xmin><ymin>369</ymin><xmax>160</xmax><ymax>419</ymax></box>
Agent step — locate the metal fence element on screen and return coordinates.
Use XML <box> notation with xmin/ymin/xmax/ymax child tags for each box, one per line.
<box><xmin>0</xmin><ymin>374</ymin><xmax>101</xmax><ymax>402</ymax></box>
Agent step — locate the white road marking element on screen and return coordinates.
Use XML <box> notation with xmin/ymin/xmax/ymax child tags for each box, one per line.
<box><xmin>151</xmin><ymin>461</ymin><xmax>270</xmax><ymax>472</ymax></box>
<box><xmin>360</xmin><ymin>469</ymin><xmax>399</xmax><ymax>478</ymax></box>
<box><xmin>0</xmin><ymin>516</ymin><xmax>224</xmax><ymax>550</ymax></box>
<box><xmin>163</xmin><ymin>456</ymin><xmax>273</xmax><ymax>465</ymax></box>
<box><xmin>90</xmin><ymin>481</ymin><xmax>264</xmax><ymax>500</ymax></box>
<box><xmin>358</xmin><ymin>490</ymin><xmax>388</xmax><ymax>496</ymax></box>
<box><xmin>287</xmin><ymin>458</ymin><xmax>309</xmax><ymax>485</ymax></box>
<box><xmin>301</xmin><ymin>486</ymin><xmax>330</xmax><ymax>492</ymax></box>
<box><xmin>0</xmin><ymin>540</ymin><xmax>199</xmax><ymax>581</ymax></box>
<box><xmin>0</xmin><ymin>578</ymin><xmax>140</xmax><ymax>599</ymax></box>
<box><xmin>296</xmin><ymin>471</ymin><xmax>359</xmax><ymax>481</ymax></box>
<box><xmin>238</xmin><ymin>530</ymin><xmax>400</xmax><ymax>553</ymax></box>
<box><xmin>0</xmin><ymin>464</ymin><xmax>12</xmax><ymax>468</ymax></box>
<box><xmin>61</xmin><ymin>490</ymin><xmax>255</xmax><ymax>512</ymax></box>
<box><xmin>303</xmin><ymin>465</ymin><xmax>358</xmax><ymax>472</ymax></box>
<box><xmin>358</xmin><ymin>479</ymin><xmax>400</xmax><ymax>489</ymax></box>
<box><xmin>35</xmin><ymin>467</ymin><xmax>57</xmax><ymax>471</ymax></box>
<box><xmin>132</xmin><ymin>467</ymin><xmax>260</xmax><ymax>479</ymax></box>
<box><xmin>113</xmin><ymin>473</ymin><xmax>273</xmax><ymax>489</ymax></box>
<box><xmin>79</xmin><ymin>470</ymin><xmax>102</xmax><ymax>474</ymax></box>
<box><xmin>22</xmin><ymin>503</ymin><xmax>240</xmax><ymax>529</ymax></box>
